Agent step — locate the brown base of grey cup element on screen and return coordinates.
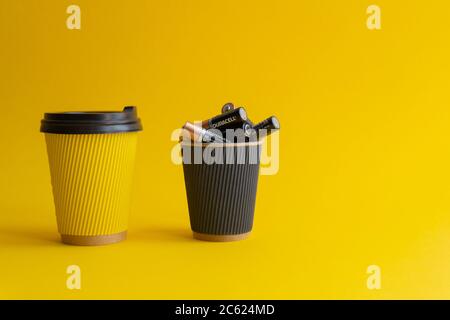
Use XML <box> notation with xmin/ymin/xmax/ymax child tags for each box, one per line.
<box><xmin>182</xmin><ymin>141</ymin><xmax>261</xmax><ymax>242</ymax></box>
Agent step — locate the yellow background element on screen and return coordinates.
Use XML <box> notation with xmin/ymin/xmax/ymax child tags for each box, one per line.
<box><xmin>1</xmin><ymin>0</ymin><xmax>450</xmax><ymax>299</ymax></box>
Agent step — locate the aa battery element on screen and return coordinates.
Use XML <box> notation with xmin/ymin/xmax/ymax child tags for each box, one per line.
<box><xmin>222</xmin><ymin>121</ymin><xmax>257</xmax><ymax>142</ymax></box>
<box><xmin>181</xmin><ymin>122</ymin><xmax>228</xmax><ymax>143</ymax></box>
<box><xmin>254</xmin><ymin>116</ymin><xmax>280</xmax><ymax>131</ymax></box>
<box><xmin>254</xmin><ymin>116</ymin><xmax>280</xmax><ymax>138</ymax></box>
<box><xmin>202</xmin><ymin>107</ymin><xmax>248</xmax><ymax>131</ymax></box>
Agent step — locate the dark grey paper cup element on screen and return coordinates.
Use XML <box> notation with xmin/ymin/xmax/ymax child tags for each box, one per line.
<box><xmin>181</xmin><ymin>141</ymin><xmax>261</xmax><ymax>241</ymax></box>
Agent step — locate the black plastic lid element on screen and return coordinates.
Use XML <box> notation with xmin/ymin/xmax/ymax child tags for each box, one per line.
<box><xmin>40</xmin><ymin>106</ymin><xmax>143</xmax><ymax>134</ymax></box>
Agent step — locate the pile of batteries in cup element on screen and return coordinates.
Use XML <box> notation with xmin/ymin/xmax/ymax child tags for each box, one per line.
<box><xmin>181</xmin><ymin>102</ymin><xmax>280</xmax><ymax>143</ymax></box>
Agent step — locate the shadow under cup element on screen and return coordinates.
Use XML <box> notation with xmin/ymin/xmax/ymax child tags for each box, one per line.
<box><xmin>181</xmin><ymin>141</ymin><xmax>261</xmax><ymax>242</ymax></box>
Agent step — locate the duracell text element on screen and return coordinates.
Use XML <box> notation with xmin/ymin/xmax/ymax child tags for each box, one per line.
<box><xmin>202</xmin><ymin>107</ymin><xmax>247</xmax><ymax>131</ymax></box>
<box><xmin>179</xmin><ymin>102</ymin><xmax>280</xmax><ymax>144</ymax></box>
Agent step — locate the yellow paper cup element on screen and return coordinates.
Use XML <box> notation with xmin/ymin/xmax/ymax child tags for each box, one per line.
<box><xmin>41</xmin><ymin>107</ymin><xmax>142</xmax><ymax>246</ymax></box>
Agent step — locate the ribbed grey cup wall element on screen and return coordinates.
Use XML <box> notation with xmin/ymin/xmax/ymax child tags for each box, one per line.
<box><xmin>182</xmin><ymin>143</ymin><xmax>261</xmax><ymax>235</ymax></box>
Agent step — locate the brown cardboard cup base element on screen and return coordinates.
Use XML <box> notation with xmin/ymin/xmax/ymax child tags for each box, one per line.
<box><xmin>193</xmin><ymin>231</ymin><xmax>250</xmax><ymax>242</ymax></box>
<box><xmin>60</xmin><ymin>231</ymin><xmax>127</xmax><ymax>246</ymax></box>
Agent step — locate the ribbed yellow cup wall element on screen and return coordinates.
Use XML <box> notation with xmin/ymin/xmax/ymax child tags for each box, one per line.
<box><xmin>44</xmin><ymin>132</ymin><xmax>138</xmax><ymax>237</ymax></box>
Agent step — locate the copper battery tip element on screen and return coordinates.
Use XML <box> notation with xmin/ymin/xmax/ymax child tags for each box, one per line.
<box><xmin>180</xmin><ymin>121</ymin><xmax>198</xmax><ymax>142</ymax></box>
<box><xmin>181</xmin><ymin>121</ymin><xmax>229</xmax><ymax>143</ymax></box>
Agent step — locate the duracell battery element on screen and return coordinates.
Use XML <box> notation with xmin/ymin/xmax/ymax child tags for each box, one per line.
<box><xmin>222</xmin><ymin>121</ymin><xmax>257</xmax><ymax>142</ymax></box>
<box><xmin>254</xmin><ymin>116</ymin><xmax>280</xmax><ymax>138</ymax></box>
<box><xmin>181</xmin><ymin>122</ymin><xmax>229</xmax><ymax>143</ymax></box>
<box><xmin>254</xmin><ymin>116</ymin><xmax>280</xmax><ymax>130</ymax></box>
<box><xmin>202</xmin><ymin>107</ymin><xmax>248</xmax><ymax>131</ymax></box>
